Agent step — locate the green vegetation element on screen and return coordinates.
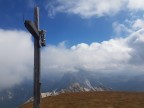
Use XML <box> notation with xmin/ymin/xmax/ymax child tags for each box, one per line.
<box><xmin>20</xmin><ymin>92</ymin><xmax>144</xmax><ymax>108</ymax></box>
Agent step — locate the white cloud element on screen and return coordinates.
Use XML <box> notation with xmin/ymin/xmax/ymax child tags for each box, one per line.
<box><xmin>132</xmin><ymin>19</ymin><xmax>144</xmax><ymax>30</ymax></box>
<box><xmin>113</xmin><ymin>22</ymin><xmax>132</xmax><ymax>37</ymax></box>
<box><xmin>112</xmin><ymin>17</ymin><xmax>144</xmax><ymax>37</ymax></box>
<box><xmin>46</xmin><ymin>0</ymin><xmax>144</xmax><ymax>18</ymax></box>
<box><xmin>42</xmin><ymin>28</ymin><xmax>144</xmax><ymax>74</ymax></box>
<box><xmin>0</xmin><ymin>29</ymin><xmax>33</xmax><ymax>91</ymax></box>
<box><xmin>127</xmin><ymin>0</ymin><xmax>144</xmax><ymax>10</ymax></box>
<box><xmin>46</xmin><ymin>0</ymin><xmax>125</xmax><ymax>18</ymax></box>
<box><xmin>1</xmin><ymin>27</ymin><xmax>144</xmax><ymax>90</ymax></box>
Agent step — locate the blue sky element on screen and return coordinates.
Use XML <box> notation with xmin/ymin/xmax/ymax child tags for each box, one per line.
<box><xmin>1</xmin><ymin>0</ymin><xmax>144</xmax><ymax>90</ymax></box>
<box><xmin>0</xmin><ymin>0</ymin><xmax>130</xmax><ymax>45</ymax></box>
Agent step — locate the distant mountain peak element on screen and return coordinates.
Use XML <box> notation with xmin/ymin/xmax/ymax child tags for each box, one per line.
<box><xmin>56</xmin><ymin>72</ymin><xmax>112</xmax><ymax>93</ymax></box>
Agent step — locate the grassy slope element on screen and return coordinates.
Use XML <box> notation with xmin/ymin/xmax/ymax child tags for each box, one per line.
<box><xmin>20</xmin><ymin>92</ymin><xmax>144</xmax><ymax>108</ymax></box>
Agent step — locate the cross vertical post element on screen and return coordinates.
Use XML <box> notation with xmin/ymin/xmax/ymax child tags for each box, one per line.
<box><xmin>34</xmin><ymin>7</ymin><xmax>40</xmax><ymax>108</ymax></box>
<box><xmin>24</xmin><ymin>6</ymin><xmax>46</xmax><ymax>108</ymax></box>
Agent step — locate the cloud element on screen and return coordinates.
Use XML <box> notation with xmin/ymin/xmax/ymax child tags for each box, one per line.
<box><xmin>127</xmin><ymin>0</ymin><xmax>144</xmax><ymax>10</ymax></box>
<box><xmin>46</xmin><ymin>0</ymin><xmax>144</xmax><ymax>18</ymax></box>
<box><xmin>1</xmin><ymin>27</ymin><xmax>144</xmax><ymax>90</ymax></box>
<box><xmin>0</xmin><ymin>29</ymin><xmax>33</xmax><ymax>91</ymax></box>
<box><xmin>42</xmin><ymin>28</ymin><xmax>144</xmax><ymax>74</ymax></box>
<box><xmin>46</xmin><ymin>0</ymin><xmax>125</xmax><ymax>18</ymax></box>
<box><xmin>112</xmin><ymin>17</ymin><xmax>144</xmax><ymax>37</ymax></box>
<box><xmin>126</xmin><ymin>29</ymin><xmax>144</xmax><ymax>65</ymax></box>
<box><xmin>132</xmin><ymin>19</ymin><xmax>144</xmax><ymax>30</ymax></box>
<box><xmin>112</xmin><ymin>22</ymin><xmax>132</xmax><ymax>37</ymax></box>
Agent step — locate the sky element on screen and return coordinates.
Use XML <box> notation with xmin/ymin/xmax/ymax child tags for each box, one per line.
<box><xmin>1</xmin><ymin>0</ymin><xmax>144</xmax><ymax>90</ymax></box>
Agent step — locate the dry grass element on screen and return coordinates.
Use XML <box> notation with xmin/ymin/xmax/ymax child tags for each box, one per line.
<box><xmin>20</xmin><ymin>92</ymin><xmax>144</xmax><ymax>108</ymax></box>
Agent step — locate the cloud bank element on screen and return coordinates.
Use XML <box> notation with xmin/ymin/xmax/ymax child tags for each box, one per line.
<box><xmin>0</xmin><ymin>29</ymin><xmax>33</xmax><ymax>90</ymax></box>
<box><xmin>42</xmin><ymin>28</ymin><xmax>144</xmax><ymax>74</ymax></box>
<box><xmin>1</xmin><ymin>27</ymin><xmax>144</xmax><ymax>90</ymax></box>
<box><xmin>46</xmin><ymin>0</ymin><xmax>144</xmax><ymax>18</ymax></box>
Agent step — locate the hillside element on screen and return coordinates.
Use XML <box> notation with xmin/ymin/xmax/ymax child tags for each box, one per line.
<box><xmin>2</xmin><ymin>72</ymin><xmax>144</xmax><ymax>108</ymax></box>
<box><xmin>20</xmin><ymin>92</ymin><xmax>144</xmax><ymax>108</ymax></box>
